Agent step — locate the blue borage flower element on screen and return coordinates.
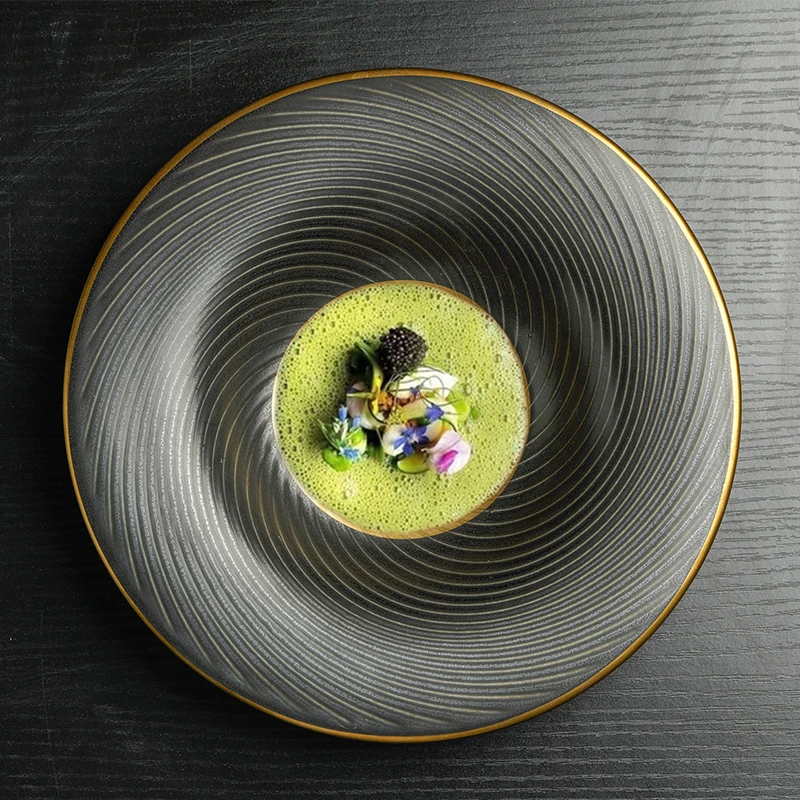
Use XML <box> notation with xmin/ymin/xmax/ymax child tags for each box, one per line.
<box><xmin>393</xmin><ymin>425</ymin><xmax>430</xmax><ymax>457</ymax></box>
<box><xmin>424</xmin><ymin>404</ymin><xmax>444</xmax><ymax>422</ymax></box>
<box><xmin>320</xmin><ymin>406</ymin><xmax>367</xmax><ymax>471</ymax></box>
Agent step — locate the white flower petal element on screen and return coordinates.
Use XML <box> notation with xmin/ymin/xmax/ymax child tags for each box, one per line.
<box><xmin>381</xmin><ymin>424</ymin><xmax>407</xmax><ymax>456</ymax></box>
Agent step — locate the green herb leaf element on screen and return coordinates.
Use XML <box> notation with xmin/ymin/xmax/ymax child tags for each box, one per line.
<box><xmin>355</xmin><ymin>339</ymin><xmax>384</xmax><ymax>395</ymax></box>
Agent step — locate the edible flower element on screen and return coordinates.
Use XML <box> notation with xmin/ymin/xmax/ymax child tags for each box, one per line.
<box><xmin>425</xmin><ymin>430</ymin><xmax>471</xmax><ymax>475</ymax></box>
<box><xmin>392</xmin><ymin>425</ymin><xmax>430</xmax><ymax>457</ymax></box>
<box><xmin>381</xmin><ymin>422</ymin><xmax>426</xmax><ymax>457</ymax></box>
<box><xmin>425</xmin><ymin>404</ymin><xmax>444</xmax><ymax>422</ymax></box>
<box><xmin>320</xmin><ymin>406</ymin><xmax>367</xmax><ymax>471</ymax></box>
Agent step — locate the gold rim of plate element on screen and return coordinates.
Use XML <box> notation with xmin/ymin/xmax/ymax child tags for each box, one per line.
<box><xmin>270</xmin><ymin>279</ymin><xmax>531</xmax><ymax>540</ymax></box>
<box><xmin>63</xmin><ymin>68</ymin><xmax>742</xmax><ymax>743</ymax></box>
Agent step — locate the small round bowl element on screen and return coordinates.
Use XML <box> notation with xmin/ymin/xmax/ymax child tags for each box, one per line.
<box><xmin>272</xmin><ymin>279</ymin><xmax>531</xmax><ymax>539</ymax></box>
<box><xmin>65</xmin><ymin>69</ymin><xmax>740</xmax><ymax>741</ymax></box>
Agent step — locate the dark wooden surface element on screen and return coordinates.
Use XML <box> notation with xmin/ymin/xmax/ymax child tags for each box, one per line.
<box><xmin>2</xmin><ymin>2</ymin><xmax>798</xmax><ymax>798</ymax></box>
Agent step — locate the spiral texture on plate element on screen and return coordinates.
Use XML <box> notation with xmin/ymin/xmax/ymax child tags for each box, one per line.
<box><xmin>66</xmin><ymin>72</ymin><xmax>738</xmax><ymax>738</ymax></box>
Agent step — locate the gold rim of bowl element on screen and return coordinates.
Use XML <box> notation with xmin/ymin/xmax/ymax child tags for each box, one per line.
<box><xmin>63</xmin><ymin>68</ymin><xmax>742</xmax><ymax>743</ymax></box>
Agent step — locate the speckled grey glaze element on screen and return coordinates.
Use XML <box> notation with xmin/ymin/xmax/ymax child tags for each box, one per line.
<box><xmin>65</xmin><ymin>72</ymin><xmax>739</xmax><ymax>740</ymax></box>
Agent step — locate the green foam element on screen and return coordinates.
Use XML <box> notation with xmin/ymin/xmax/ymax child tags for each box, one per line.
<box><xmin>273</xmin><ymin>282</ymin><xmax>529</xmax><ymax>537</ymax></box>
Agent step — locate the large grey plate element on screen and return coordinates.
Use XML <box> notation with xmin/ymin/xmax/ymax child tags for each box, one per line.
<box><xmin>64</xmin><ymin>70</ymin><xmax>740</xmax><ymax>741</ymax></box>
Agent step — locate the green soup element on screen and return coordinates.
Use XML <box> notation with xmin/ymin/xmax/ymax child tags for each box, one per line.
<box><xmin>273</xmin><ymin>281</ymin><xmax>529</xmax><ymax>537</ymax></box>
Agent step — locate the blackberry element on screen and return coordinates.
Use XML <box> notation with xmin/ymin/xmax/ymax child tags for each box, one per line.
<box><xmin>377</xmin><ymin>327</ymin><xmax>427</xmax><ymax>377</ymax></box>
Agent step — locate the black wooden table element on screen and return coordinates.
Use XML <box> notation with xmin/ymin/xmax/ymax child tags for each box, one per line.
<box><xmin>2</xmin><ymin>2</ymin><xmax>798</xmax><ymax>798</ymax></box>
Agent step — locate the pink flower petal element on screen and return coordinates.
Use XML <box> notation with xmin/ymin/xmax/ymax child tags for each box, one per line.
<box><xmin>435</xmin><ymin>449</ymin><xmax>458</xmax><ymax>473</ymax></box>
<box><xmin>426</xmin><ymin>430</ymin><xmax>471</xmax><ymax>474</ymax></box>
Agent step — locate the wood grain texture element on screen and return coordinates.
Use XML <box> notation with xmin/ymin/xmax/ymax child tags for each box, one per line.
<box><xmin>1</xmin><ymin>1</ymin><xmax>797</xmax><ymax>798</ymax></box>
